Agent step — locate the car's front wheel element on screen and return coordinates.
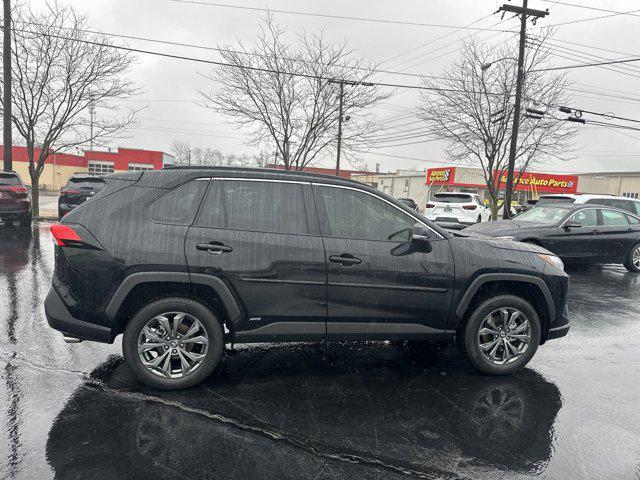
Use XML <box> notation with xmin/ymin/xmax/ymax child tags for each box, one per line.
<box><xmin>122</xmin><ymin>297</ymin><xmax>224</xmax><ymax>390</ymax></box>
<box><xmin>623</xmin><ymin>243</ymin><xmax>640</xmax><ymax>273</ymax></box>
<box><xmin>461</xmin><ymin>295</ymin><xmax>541</xmax><ymax>375</ymax></box>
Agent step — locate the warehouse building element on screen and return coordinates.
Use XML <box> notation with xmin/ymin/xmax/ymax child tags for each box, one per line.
<box><xmin>1</xmin><ymin>145</ymin><xmax>175</xmax><ymax>190</ymax></box>
<box><xmin>353</xmin><ymin>165</ymin><xmax>640</xmax><ymax>209</ymax></box>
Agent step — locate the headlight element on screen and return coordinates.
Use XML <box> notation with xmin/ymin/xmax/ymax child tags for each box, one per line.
<box><xmin>496</xmin><ymin>236</ymin><xmax>516</xmax><ymax>241</ymax></box>
<box><xmin>538</xmin><ymin>253</ymin><xmax>564</xmax><ymax>271</ymax></box>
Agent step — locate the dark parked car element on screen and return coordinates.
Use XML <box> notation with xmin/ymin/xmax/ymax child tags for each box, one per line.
<box><xmin>58</xmin><ymin>173</ymin><xmax>106</xmax><ymax>219</ymax></box>
<box><xmin>466</xmin><ymin>204</ymin><xmax>640</xmax><ymax>272</ymax></box>
<box><xmin>397</xmin><ymin>197</ymin><xmax>417</xmax><ymax>210</ymax></box>
<box><xmin>45</xmin><ymin>167</ymin><xmax>570</xmax><ymax>389</ymax></box>
<box><xmin>0</xmin><ymin>171</ymin><xmax>31</xmax><ymax>228</ymax></box>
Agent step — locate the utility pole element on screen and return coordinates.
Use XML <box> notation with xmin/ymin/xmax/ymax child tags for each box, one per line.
<box><xmin>3</xmin><ymin>0</ymin><xmax>12</xmax><ymax>172</ymax></box>
<box><xmin>89</xmin><ymin>99</ymin><xmax>96</xmax><ymax>150</ymax></box>
<box><xmin>498</xmin><ymin>0</ymin><xmax>548</xmax><ymax>218</ymax></box>
<box><xmin>329</xmin><ymin>78</ymin><xmax>373</xmax><ymax>176</ymax></box>
<box><xmin>336</xmin><ymin>80</ymin><xmax>344</xmax><ymax>176</ymax></box>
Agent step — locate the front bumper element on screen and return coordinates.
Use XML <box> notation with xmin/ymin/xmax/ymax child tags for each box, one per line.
<box><xmin>546</xmin><ymin>304</ymin><xmax>570</xmax><ymax>340</ymax></box>
<box><xmin>44</xmin><ymin>287</ymin><xmax>112</xmax><ymax>343</ymax></box>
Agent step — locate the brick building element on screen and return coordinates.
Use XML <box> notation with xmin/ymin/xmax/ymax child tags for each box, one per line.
<box><xmin>1</xmin><ymin>146</ymin><xmax>175</xmax><ymax>190</ymax></box>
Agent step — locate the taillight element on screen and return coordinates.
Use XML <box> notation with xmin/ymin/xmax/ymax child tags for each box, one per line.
<box><xmin>9</xmin><ymin>186</ymin><xmax>28</xmax><ymax>194</ymax></box>
<box><xmin>61</xmin><ymin>188</ymin><xmax>82</xmax><ymax>195</ymax></box>
<box><xmin>50</xmin><ymin>224</ymin><xmax>82</xmax><ymax>246</ymax></box>
<box><xmin>462</xmin><ymin>205</ymin><xmax>477</xmax><ymax>210</ymax></box>
<box><xmin>425</xmin><ymin>203</ymin><xmax>435</xmax><ymax>209</ymax></box>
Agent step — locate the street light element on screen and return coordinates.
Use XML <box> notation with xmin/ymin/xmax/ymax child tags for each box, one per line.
<box><xmin>480</xmin><ymin>57</ymin><xmax>518</xmax><ymax>72</ymax></box>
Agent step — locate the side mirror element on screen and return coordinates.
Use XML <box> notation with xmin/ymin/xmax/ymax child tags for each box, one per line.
<box><xmin>411</xmin><ymin>223</ymin><xmax>432</xmax><ymax>242</ymax></box>
<box><xmin>564</xmin><ymin>221</ymin><xmax>582</xmax><ymax>230</ymax></box>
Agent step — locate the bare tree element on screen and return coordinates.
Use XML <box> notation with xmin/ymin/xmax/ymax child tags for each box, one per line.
<box><xmin>170</xmin><ymin>140</ymin><xmax>263</xmax><ymax>167</ymax></box>
<box><xmin>418</xmin><ymin>31</ymin><xmax>577</xmax><ymax>219</ymax></box>
<box><xmin>2</xmin><ymin>3</ymin><xmax>137</xmax><ymax>215</ymax></box>
<box><xmin>200</xmin><ymin>15</ymin><xmax>388</xmax><ymax>171</ymax></box>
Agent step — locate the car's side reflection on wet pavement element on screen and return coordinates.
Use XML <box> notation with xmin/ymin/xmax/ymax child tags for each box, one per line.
<box><xmin>1</xmin><ymin>222</ymin><xmax>639</xmax><ymax>479</ymax></box>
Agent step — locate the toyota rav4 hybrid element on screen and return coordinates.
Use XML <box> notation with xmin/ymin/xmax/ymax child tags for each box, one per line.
<box><xmin>45</xmin><ymin>168</ymin><xmax>570</xmax><ymax>390</ymax></box>
<box><xmin>0</xmin><ymin>171</ymin><xmax>32</xmax><ymax>228</ymax></box>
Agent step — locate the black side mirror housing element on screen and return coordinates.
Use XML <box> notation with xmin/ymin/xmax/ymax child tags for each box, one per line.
<box><xmin>411</xmin><ymin>223</ymin><xmax>432</xmax><ymax>242</ymax></box>
<box><xmin>564</xmin><ymin>221</ymin><xmax>582</xmax><ymax>230</ymax></box>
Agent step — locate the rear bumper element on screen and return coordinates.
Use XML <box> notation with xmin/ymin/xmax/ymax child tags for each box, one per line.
<box><xmin>0</xmin><ymin>205</ymin><xmax>30</xmax><ymax>217</ymax></box>
<box><xmin>546</xmin><ymin>305</ymin><xmax>570</xmax><ymax>341</ymax></box>
<box><xmin>44</xmin><ymin>287</ymin><xmax>112</xmax><ymax>343</ymax></box>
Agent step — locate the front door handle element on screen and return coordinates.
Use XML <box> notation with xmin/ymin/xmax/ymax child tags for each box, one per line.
<box><xmin>196</xmin><ymin>242</ymin><xmax>233</xmax><ymax>254</ymax></box>
<box><xmin>592</xmin><ymin>229</ymin><xmax>600</xmax><ymax>235</ymax></box>
<box><xmin>329</xmin><ymin>254</ymin><xmax>362</xmax><ymax>266</ymax></box>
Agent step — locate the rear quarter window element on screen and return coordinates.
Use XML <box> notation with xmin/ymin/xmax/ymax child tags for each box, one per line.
<box><xmin>146</xmin><ymin>179</ymin><xmax>208</xmax><ymax>225</ymax></box>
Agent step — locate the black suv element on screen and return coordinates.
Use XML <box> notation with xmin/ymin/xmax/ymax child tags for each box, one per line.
<box><xmin>0</xmin><ymin>171</ymin><xmax>31</xmax><ymax>228</ymax></box>
<box><xmin>45</xmin><ymin>167</ymin><xmax>570</xmax><ymax>390</ymax></box>
<box><xmin>58</xmin><ymin>173</ymin><xmax>106</xmax><ymax>219</ymax></box>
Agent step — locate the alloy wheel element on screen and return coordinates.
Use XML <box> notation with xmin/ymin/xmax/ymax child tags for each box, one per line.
<box><xmin>137</xmin><ymin>311</ymin><xmax>209</xmax><ymax>379</ymax></box>
<box><xmin>633</xmin><ymin>246</ymin><xmax>640</xmax><ymax>269</ymax></box>
<box><xmin>477</xmin><ymin>308</ymin><xmax>531</xmax><ymax>365</ymax></box>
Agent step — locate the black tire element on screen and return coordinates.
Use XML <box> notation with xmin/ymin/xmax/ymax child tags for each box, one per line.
<box><xmin>623</xmin><ymin>243</ymin><xmax>640</xmax><ymax>273</ymax></box>
<box><xmin>122</xmin><ymin>297</ymin><xmax>224</xmax><ymax>390</ymax></box>
<box><xmin>476</xmin><ymin>215</ymin><xmax>481</xmax><ymax>223</ymax></box>
<box><xmin>460</xmin><ymin>294</ymin><xmax>541</xmax><ymax>375</ymax></box>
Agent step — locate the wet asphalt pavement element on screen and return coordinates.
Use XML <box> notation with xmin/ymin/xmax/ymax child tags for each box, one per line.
<box><xmin>0</xmin><ymin>222</ymin><xmax>638</xmax><ymax>480</ymax></box>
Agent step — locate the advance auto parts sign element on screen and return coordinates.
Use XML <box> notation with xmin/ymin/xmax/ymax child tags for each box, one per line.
<box><xmin>497</xmin><ymin>171</ymin><xmax>578</xmax><ymax>193</ymax></box>
<box><xmin>427</xmin><ymin>167</ymin><xmax>455</xmax><ymax>185</ymax></box>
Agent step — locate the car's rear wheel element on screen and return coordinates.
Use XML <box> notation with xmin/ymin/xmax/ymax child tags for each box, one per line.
<box><xmin>461</xmin><ymin>295</ymin><xmax>540</xmax><ymax>375</ymax></box>
<box><xmin>623</xmin><ymin>243</ymin><xmax>640</xmax><ymax>273</ymax></box>
<box><xmin>122</xmin><ymin>297</ymin><xmax>224</xmax><ymax>390</ymax></box>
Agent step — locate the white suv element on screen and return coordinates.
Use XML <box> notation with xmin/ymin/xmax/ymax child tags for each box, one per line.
<box><xmin>424</xmin><ymin>192</ymin><xmax>491</xmax><ymax>225</ymax></box>
<box><xmin>536</xmin><ymin>194</ymin><xmax>640</xmax><ymax>216</ymax></box>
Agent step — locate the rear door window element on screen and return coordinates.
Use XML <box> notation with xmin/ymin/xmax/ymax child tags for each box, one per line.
<box><xmin>147</xmin><ymin>179</ymin><xmax>208</xmax><ymax>225</ymax></box>
<box><xmin>197</xmin><ymin>180</ymin><xmax>309</xmax><ymax>235</ymax></box>
<box><xmin>601</xmin><ymin>209</ymin><xmax>629</xmax><ymax>226</ymax></box>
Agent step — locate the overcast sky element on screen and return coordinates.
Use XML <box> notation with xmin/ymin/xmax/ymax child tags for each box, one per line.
<box><xmin>29</xmin><ymin>0</ymin><xmax>640</xmax><ymax>174</ymax></box>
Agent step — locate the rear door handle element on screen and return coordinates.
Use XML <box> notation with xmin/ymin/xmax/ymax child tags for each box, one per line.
<box><xmin>592</xmin><ymin>229</ymin><xmax>600</xmax><ymax>235</ymax></box>
<box><xmin>329</xmin><ymin>254</ymin><xmax>362</xmax><ymax>266</ymax></box>
<box><xmin>196</xmin><ymin>242</ymin><xmax>233</xmax><ymax>254</ymax></box>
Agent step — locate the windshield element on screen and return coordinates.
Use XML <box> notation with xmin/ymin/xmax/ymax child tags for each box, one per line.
<box><xmin>536</xmin><ymin>196</ymin><xmax>575</xmax><ymax>206</ymax></box>
<box><xmin>433</xmin><ymin>194</ymin><xmax>471</xmax><ymax>204</ymax></box>
<box><xmin>516</xmin><ymin>206</ymin><xmax>572</xmax><ymax>224</ymax></box>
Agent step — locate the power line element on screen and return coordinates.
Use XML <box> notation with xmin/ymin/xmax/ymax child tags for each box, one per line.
<box><xmin>540</xmin><ymin>1</ymin><xmax>640</xmax><ymax>19</ymax></box>
<box><xmin>532</xmin><ymin>55</ymin><xmax>640</xmax><ymax>72</ymax></box>
<box><xmin>168</xmin><ymin>0</ymin><xmax>516</xmax><ymax>33</ymax></box>
<box><xmin>6</xmin><ymin>25</ymin><xmax>499</xmax><ymax>95</ymax></box>
<box><xmin>542</xmin><ymin>8</ymin><xmax>640</xmax><ymax>28</ymax></box>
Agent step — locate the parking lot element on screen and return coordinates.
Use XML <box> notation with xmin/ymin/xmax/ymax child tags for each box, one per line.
<box><xmin>0</xmin><ymin>221</ymin><xmax>638</xmax><ymax>479</ymax></box>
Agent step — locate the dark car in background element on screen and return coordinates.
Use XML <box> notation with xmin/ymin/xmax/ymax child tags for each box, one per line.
<box><xmin>397</xmin><ymin>197</ymin><xmax>418</xmax><ymax>210</ymax></box>
<box><xmin>45</xmin><ymin>167</ymin><xmax>570</xmax><ymax>390</ymax></box>
<box><xmin>466</xmin><ymin>204</ymin><xmax>640</xmax><ymax>272</ymax></box>
<box><xmin>58</xmin><ymin>174</ymin><xmax>106</xmax><ymax>219</ymax></box>
<box><xmin>0</xmin><ymin>171</ymin><xmax>31</xmax><ymax>228</ymax></box>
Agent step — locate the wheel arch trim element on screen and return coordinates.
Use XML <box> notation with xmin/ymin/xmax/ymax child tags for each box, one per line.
<box><xmin>104</xmin><ymin>272</ymin><xmax>242</xmax><ymax>324</ymax></box>
<box><xmin>455</xmin><ymin>273</ymin><xmax>556</xmax><ymax>321</ymax></box>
